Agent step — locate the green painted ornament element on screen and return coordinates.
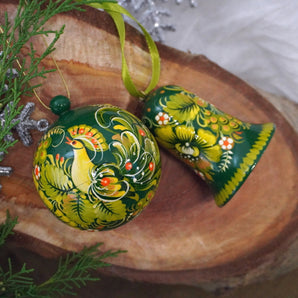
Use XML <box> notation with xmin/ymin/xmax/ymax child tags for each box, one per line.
<box><xmin>33</xmin><ymin>96</ymin><xmax>161</xmax><ymax>231</ymax></box>
<box><xmin>142</xmin><ymin>85</ymin><xmax>275</xmax><ymax>206</ymax></box>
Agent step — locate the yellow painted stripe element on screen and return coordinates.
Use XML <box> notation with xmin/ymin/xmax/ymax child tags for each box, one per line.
<box><xmin>215</xmin><ymin>123</ymin><xmax>275</xmax><ymax>206</ymax></box>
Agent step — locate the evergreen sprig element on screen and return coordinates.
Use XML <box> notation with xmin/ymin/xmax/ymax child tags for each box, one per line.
<box><xmin>0</xmin><ymin>210</ymin><xmax>18</xmax><ymax>247</ymax></box>
<box><xmin>0</xmin><ymin>0</ymin><xmax>116</xmax><ymax>155</ymax></box>
<box><xmin>0</xmin><ymin>0</ymin><xmax>84</xmax><ymax>155</ymax></box>
<box><xmin>35</xmin><ymin>244</ymin><xmax>123</xmax><ymax>297</ymax></box>
<box><xmin>0</xmin><ymin>211</ymin><xmax>125</xmax><ymax>297</ymax></box>
<box><xmin>0</xmin><ymin>260</ymin><xmax>35</xmax><ymax>298</ymax></box>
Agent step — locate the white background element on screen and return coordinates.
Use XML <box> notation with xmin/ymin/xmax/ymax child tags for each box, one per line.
<box><xmin>160</xmin><ymin>0</ymin><xmax>298</xmax><ymax>104</ymax></box>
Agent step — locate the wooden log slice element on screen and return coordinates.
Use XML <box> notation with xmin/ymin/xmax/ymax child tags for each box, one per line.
<box><xmin>0</xmin><ymin>1</ymin><xmax>297</xmax><ymax>291</ymax></box>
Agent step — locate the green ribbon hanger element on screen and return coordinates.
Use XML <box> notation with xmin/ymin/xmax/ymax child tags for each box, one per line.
<box><xmin>75</xmin><ymin>1</ymin><xmax>161</xmax><ymax>99</ymax></box>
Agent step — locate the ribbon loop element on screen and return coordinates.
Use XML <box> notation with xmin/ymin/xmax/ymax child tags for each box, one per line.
<box><xmin>78</xmin><ymin>1</ymin><xmax>160</xmax><ymax>98</ymax></box>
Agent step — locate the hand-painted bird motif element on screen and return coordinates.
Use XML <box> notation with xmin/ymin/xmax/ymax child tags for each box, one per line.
<box><xmin>65</xmin><ymin>135</ymin><xmax>129</xmax><ymax>203</ymax></box>
<box><xmin>33</xmin><ymin>104</ymin><xmax>161</xmax><ymax>231</ymax></box>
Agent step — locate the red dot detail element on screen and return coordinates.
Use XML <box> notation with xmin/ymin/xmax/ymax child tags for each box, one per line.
<box><xmin>139</xmin><ymin>129</ymin><xmax>146</xmax><ymax>137</ymax></box>
<box><xmin>34</xmin><ymin>166</ymin><xmax>39</xmax><ymax>177</ymax></box>
<box><xmin>125</xmin><ymin>162</ymin><xmax>133</xmax><ymax>171</ymax></box>
<box><xmin>101</xmin><ymin>177</ymin><xmax>111</xmax><ymax>187</ymax></box>
<box><xmin>85</xmin><ymin>132</ymin><xmax>93</xmax><ymax>138</ymax></box>
<box><xmin>149</xmin><ymin>162</ymin><xmax>154</xmax><ymax>171</ymax></box>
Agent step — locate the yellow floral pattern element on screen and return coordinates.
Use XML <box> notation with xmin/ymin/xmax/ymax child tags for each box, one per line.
<box><xmin>33</xmin><ymin>105</ymin><xmax>161</xmax><ymax>231</ymax></box>
<box><xmin>155</xmin><ymin>125</ymin><xmax>222</xmax><ymax>162</ymax></box>
<box><xmin>164</xmin><ymin>92</ymin><xmax>202</xmax><ymax>122</ymax></box>
<box><xmin>142</xmin><ymin>85</ymin><xmax>275</xmax><ymax>207</ymax></box>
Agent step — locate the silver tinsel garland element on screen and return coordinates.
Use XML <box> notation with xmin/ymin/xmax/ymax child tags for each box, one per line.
<box><xmin>0</xmin><ymin>60</ymin><xmax>49</xmax><ymax>189</ymax></box>
<box><xmin>0</xmin><ymin>102</ymin><xmax>49</xmax><ymax>147</ymax></box>
<box><xmin>0</xmin><ymin>102</ymin><xmax>49</xmax><ymax>189</ymax></box>
<box><xmin>118</xmin><ymin>0</ymin><xmax>197</xmax><ymax>42</ymax></box>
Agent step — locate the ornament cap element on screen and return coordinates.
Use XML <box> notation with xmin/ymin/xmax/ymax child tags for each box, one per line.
<box><xmin>50</xmin><ymin>95</ymin><xmax>71</xmax><ymax>115</ymax></box>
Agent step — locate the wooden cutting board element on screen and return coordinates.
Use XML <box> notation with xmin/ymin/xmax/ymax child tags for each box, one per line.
<box><xmin>0</xmin><ymin>1</ymin><xmax>297</xmax><ymax>291</ymax></box>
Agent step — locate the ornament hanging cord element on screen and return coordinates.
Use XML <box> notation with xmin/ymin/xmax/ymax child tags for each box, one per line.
<box><xmin>1</xmin><ymin>1</ymin><xmax>160</xmax><ymax>104</ymax></box>
<box><xmin>77</xmin><ymin>1</ymin><xmax>161</xmax><ymax>99</ymax></box>
<box><xmin>34</xmin><ymin>34</ymin><xmax>71</xmax><ymax>109</ymax></box>
<box><xmin>0</xmin><ymin>24</ymin><xmax>70</xmax><ymax>111</ymax></box>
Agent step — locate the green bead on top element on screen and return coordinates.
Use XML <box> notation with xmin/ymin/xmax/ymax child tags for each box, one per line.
<box><xmin>50</xmin><ymin>95</ymin><xmax>71</xmax><ymax>115</ymax></box>
<box><xmin>32</xmin><ymin>103</ymin><xmax>161</xmax><ymax>231</ymax></box>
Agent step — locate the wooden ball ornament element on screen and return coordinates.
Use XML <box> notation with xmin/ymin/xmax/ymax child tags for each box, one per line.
<box><xmin>32</xmin><ymin>95</ymin><xmax>161</xmax><ymax>231</ymax></box>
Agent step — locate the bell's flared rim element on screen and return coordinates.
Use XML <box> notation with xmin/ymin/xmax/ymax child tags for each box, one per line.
<box><xmin>214</xmin><ymin>122</ymin><xmax>276</xmax><ymax>207</ymax></box>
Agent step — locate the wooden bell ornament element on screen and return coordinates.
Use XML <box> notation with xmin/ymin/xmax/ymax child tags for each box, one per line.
<box><xmin>142</xmin><ymin>85</ymin><xmax>275</xmax><ymax>206</ymax></box>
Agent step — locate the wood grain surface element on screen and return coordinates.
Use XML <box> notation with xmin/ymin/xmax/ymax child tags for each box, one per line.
<box><xmin>0</xmin><ymin>1</ymin><xmax>297</xmax><ymax>291</ymax></box>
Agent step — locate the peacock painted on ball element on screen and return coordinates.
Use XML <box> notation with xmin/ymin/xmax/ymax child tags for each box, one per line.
<box><xmin>33</xmin><ymin>96</ymin><xmax>161</xmax><ymax>231</ymax></box>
